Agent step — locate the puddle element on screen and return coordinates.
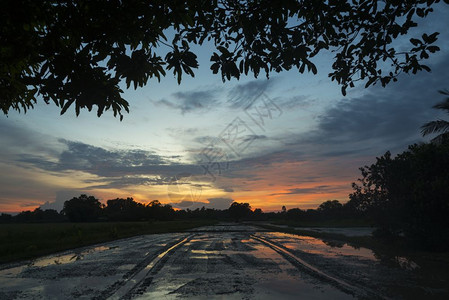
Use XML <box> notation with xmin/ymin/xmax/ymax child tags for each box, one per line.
<box><xmin>191</xmin><ymin>250</ymin><xmax>219</xmax><ymax>255</ymax></box>
<box><xmin>261</xmin><ymin>232</ymin><xmax>422</xmax><ymax>271</ymax></box>
<box><xmin>0</xmin><ymin>265</ymin><xmax>27</xmax><ymax>277</ymax></box>
<box><xmin>190</xmin><ymin>249</ymin><xmax>227</xmax><ymax>260</ymax></box>
<box><xmin>296</xmin><ymin>227</ymin><xmax>374</xmax><ymax>237</ymax></box>
<box><xmin>190</xmin><ymin>256</ymin><xmax>209</xmax><ymax>259</ymax></box>
<box><xmin>264</xmin><ymin>232</ymin><xmax>376</xmax><ymax>261</ymax></box>
<box><xmin>30</xmin><ymin>245</ymin><xmax>112</xmax><ymax>268</ymax></box>
<box><xmin>0</xmin><ymin>244</ymin><xmax>114</xmax><ymax>277</ymax></box>
<box><xmin>249</xmin><ymin>239</ymin><xmax>354</xmax><ymax>299</ymax></box>
<box><xmin>31</xmin><ymin>253</ymin><xmax>82</xmax><ymax>267</ymax></box>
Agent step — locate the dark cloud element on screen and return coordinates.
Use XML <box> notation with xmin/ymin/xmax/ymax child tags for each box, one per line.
<box><xmin>85</xmin><ymin>176</ymin><xmax>172</xmax><ymax>190</ymax></box>
<box><xmin>207</xmin><ymin>197</ymin><xmax>234</xmax><ymax>209</ymax></box>
<box><xmin>210</xmin><ymin>54</ymin><xmax>449</xmax><ymax>192</ymax></box>
<box><xmin>172</xmin><ymin>197</ymin><xmax>234</xmax><ymax>210</ymax></box>
<box><xmin>0</xmin><ymin>121</ymin><xmax>238</xmax><ymax>195</ymax></box>
<box><xmin>193</xmin><ymin>135</ymin><xmax>218</xmax><ymax>145</ymax></box>
<box><xmin>320</xmin><ymin>147</ymin><xmax>374</xmax><ymax>158</ymax></box>
<box><xmin>244</xmin><ymin>135</ymin><xmax>267</xmax><ymax>141</ymax></box>
<box><xmin>270</xmin><ymin>185</ymin><xmax>344</xmax><ymax>196</ymax></box>
<box><xmin>0</xmin><ymin>119</ymin><xmax>62</xmax><ymax>156</ymax></box>
<box><xmin>17</xmin><ymin>139</ymin><xmax>201</xmax><ymax>179</ymax></box>
<box><xmin>277</xmin><ymin>95</ymin><xmax>313</xmax><ymax>110</ymax></box>
<box><xmin>155</xmin><ymin>89</ymin><xmax>218</xmax><ymax>114</ymax></box>
<box><xmin>227</xmin><ymin>79</ymin><xmax>275</xmax><ymax>108</ymax></box>
<box><xmin>231</xmin><ymin>150</ymin><xmax>304</xmax><ymax>168</ymax></box>
<box><xmin>289</xmin><ymin>53</ymin><xmax>449</xmax><ymax>158</ymax></box>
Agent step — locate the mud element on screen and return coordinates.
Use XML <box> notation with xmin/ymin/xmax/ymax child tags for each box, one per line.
<box><xmin>0</xmin><ymin>224</ymin><xmax>447</xmax><ymax>299</ymax></box>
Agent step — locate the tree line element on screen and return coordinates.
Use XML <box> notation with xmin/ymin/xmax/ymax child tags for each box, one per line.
<box><xmin>0</xmin><ymin>196</ymin><xmax>354</xmax><ymax>225</ymax></box>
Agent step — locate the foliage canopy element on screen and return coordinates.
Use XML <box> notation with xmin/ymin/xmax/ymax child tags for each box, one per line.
<box><xmin>228</xmin><ymin>202</ymin><xmax>252</xmax><ymax>221</ymax></box>
<box><xmin>348</xmin><ymin>142</ymin><xmax>449</xmax><ymax>249</ymax></box>
<box><xmin>1</xmin><ymin>0</ymin><xmax>447</xmax><ymax>119</ymax></box>
<box><xmin>62</xmin><ymin>194</ymin><xmax>103</xmax><ymax>222</ymax></box>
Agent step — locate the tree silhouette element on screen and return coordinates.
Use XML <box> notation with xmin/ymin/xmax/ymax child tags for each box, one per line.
<box><xmin>252</xmin><ymin>208</ymin><xmax>264</xmax><ymax>220</ymax></box>
<box><xmin>317</xmin><ymin>200</ymin><xmax>344</xmax><ymax>219</ymax></box>
<box><xmin>1</xmin><ymin>1</ymin><xmax>445</xmax><ymax>118</ymax></box>
<box><xmin>105</xmin><ymin>197</ymin><xmax>145</xmax><ymax>221</ymax></box>
<box><xmin>348</xmin><ymin>143</ymin><xmax>449</xmax><ymax>248</ymax></box>
<box><xmin>317</xmin><ymin>200</ymin><xmax>343</xmax><ymax>212</ymax></box>
<box><xmin>421</xmin><ymin>90</ymin><xmax>449</xmax><ymax>144</ymax></box>
<box><xmin>228</xmin><ymin>202</ymin><xmax>252</xmax><ymax>222</ymax></box>
<box><xmin>62</xmin><ymin>194</ymin><xmax>103</xmax><ymax>222</ymax></box>
<box><xmin>146</xmin><ymin>200</ymin><xmax>175</xmax><ymax>221</ymax></box>
<box><xmin>0</xmin><ymin>213</ymin><xmax>12</xmax><ymax>223</ymax></box>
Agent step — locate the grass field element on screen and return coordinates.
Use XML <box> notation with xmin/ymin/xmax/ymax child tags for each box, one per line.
<box><xmin>0</xmin><ymin>219</ymin><xmax>216</xmax><ymax>264</ymax></box>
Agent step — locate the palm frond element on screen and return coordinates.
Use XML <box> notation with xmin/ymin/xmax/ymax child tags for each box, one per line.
<box><xmin>430</xmin><ymin>132</ymin><xmax>449</xmax><ymax>144</ymax></box>
<box><xmin>438</xmin><ymin>89</ymin><xmax>449</xmax><ymax>96</ymax></box>
<box><xmin>433</xmin><ymin>99</ymin><xmax>449</xmax><ymax>113</ymax></box>
<box><xmin>434</xmin><ymin>90</ymin><xmax>449</xmax><ymax>114</ymax></box>
<box><xmin>421</xmin><ymin>120</ymin><xmax>449</xmax><ymax>136</ymax></box>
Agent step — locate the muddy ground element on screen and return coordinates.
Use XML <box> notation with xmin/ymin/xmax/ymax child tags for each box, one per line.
<box><xmin>0</xmin><ymin>223</ymin><xmax>447</xmax><ymax>299</ymax></box>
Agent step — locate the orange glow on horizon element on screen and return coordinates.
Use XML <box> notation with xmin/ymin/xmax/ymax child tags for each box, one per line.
<box><xmin>0</xmin><ymin>157</ymin><xmax>360</xmax><ymax>214</ymax></box>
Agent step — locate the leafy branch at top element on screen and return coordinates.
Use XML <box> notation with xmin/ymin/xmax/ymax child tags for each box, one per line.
<box><xmin>1</xmin><ymin>0</ymin><xmax>447</xmax><ymax>119</ymax></box>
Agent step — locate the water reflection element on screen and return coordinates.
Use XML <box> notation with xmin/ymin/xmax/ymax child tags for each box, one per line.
<box><xmin>0</xmin><ymin>245</ymin><xmax>114</xmax><ymax>277</ymax></box>
<box><xmin>0</xmin><ymin>265</ymin><xmax>26</xmax><ymax>277</ymax></box>
<box><xmin>262</xmin><ymin>232</ymin><xmax>420</xmax><ymax>270</ymax></box>
<box><xmin>30</xmin><ymin>245</ymin><xmax>111</xmax><ymax>268</ymax></box>
<box><xmin>263</xmin><ymin>232</ymin><xmax>377</xmax><ymax>261</ymax></box>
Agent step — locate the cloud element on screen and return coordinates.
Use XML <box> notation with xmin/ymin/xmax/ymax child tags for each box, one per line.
<box><xmin>288</xmin><ymin>53</ymin><xmax>449</xmax><ymax>158</ymax></box>
<box><xmin>84</xmin><ymin>176</ymin><xmax>172</xmax><ymax>190</ymax></box>
<box><xmin>277</xmin><ymin>95</ymin><xmax>313</xmax><ymax>110</ymax></box>
<box><xmin>193</xmin><ymin>135</ymin><xmax>219</xmax><ymax>145</ymax></box>
<box><xmin>3</xmin><ymin>131</ymin><xmax>210</xmax><ymax>194</ymax></box>
<box><xmin>40</xmin><ymin>190</ymin><xmax>84</xmax><ymax>212</ymax></box>
<box><xmin>154</xmin><ymin>89</ymin><xmax>218</xmax><ymax>114</ymax></box>
<box><xmin>17</xmin><ymin>139</ymin><xmax>202</xmax><ymax>179</ymax></box>
<box><xmin>205</xmin><ymin>52</ymin><xmax>449</xmax><ymax>199</ymax></box>
<box><xmin>172</xmin><ymin>197</ymin><xmax>234</xmax><ymax>210</ymax></box>
<box><xmin>227</xmin><ymin>79</ymin><xmax>275</xmax><ymax>108</ymax></box>
<box><xmin>270</xmin><ymin>185</ymin><xmax>344</xmax><ymax>196</ymax></box>
<box><xmin>0</xmin><ymin>119</ymin><xmax>63</xmax><ymax>157</ymax></box>
<box><xmin>207</xmin><ymin>197</ymin><xmax>234</xmax><ymax>209</ymax></box>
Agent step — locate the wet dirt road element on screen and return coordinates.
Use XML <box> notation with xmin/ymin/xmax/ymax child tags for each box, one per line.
<box><xmin>0</xmin><ymin>224</ymin><xmax>446</xmax><ymax>299</ymax></box>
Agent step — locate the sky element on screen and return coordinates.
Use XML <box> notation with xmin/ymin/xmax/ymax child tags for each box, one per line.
<box><xmin>1</xmin><ymin>6</ymin><xmax>449</xmax><ymax>213</ymax></box>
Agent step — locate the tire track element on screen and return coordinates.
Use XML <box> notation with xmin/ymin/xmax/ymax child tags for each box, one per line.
<box><xmin>94</xmin><ymin>234</ymin><xmax>194</xmax><ymax>300</ymax></box>
<box><xmin>251</xmin><ymin>234</ymin><xmax>387</xmax><ymax>300</ymax></box>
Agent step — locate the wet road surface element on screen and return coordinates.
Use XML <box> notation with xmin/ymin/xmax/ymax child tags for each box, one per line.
<box><xmin>0</xmin><ymin>223</ymin><xmax>447</xmax><ymax>299</ymax></box>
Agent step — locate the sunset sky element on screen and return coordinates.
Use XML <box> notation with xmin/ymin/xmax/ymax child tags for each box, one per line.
<box><xmin>1</xmin><ymin>6</ymin><xmax>448</xmax><ymax>213</ymax></box>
